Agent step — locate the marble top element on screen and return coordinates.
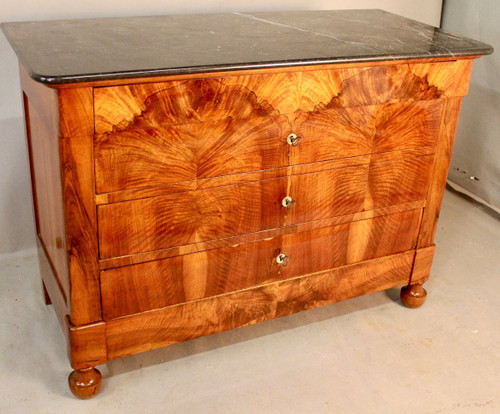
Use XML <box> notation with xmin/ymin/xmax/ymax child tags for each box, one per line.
<box><xmin>1</xmin><ymin>9</ymin><xmax>493</xmax><ymax>84</ymax></box>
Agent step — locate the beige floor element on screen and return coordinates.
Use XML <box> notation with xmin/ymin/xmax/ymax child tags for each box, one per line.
<box><xmin>1</xmin><ymin>188</ymin><xmax>499</xmax><ymax>414</ymax></box>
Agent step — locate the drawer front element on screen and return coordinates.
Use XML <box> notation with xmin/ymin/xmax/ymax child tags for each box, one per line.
<box><xmin>94</xmin><ymin>115</ymin><xmax>290</xmax><ymax>194</ymax></box>
<box><xmin>94</xmin><ymin>60</ymin><xmax>470</xmax><ymax>134</ymax></box>
<box><xmin>95</xmin><ymin>100</ymin><xmax>441</xmax><ymax>194</ymax></box>
<box><xmin>365</xmin><ymin>154</ymin><xmax>434</xmax><ymax>210</ymax></box>
<box><xmin>101</xmin><ymin>208</ymin><xmax>422</xmax><ymax>319</ymax></box>
<box><xmin>292</xmin><ymin>100</ymin><xmax>442</xmax><ymax>166</ymax></box>
<box><xmin>97</xmin><ymin>154</ymin><xmax>433</xmax><ymax>259</ymax></box>
<box><xmin>97</xmin><ymin>164</ymin><xmax>369</xmax><ymax>259</ymax></box>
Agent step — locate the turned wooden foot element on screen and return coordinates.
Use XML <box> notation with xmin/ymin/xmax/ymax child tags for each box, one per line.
<box><xmin>68</xmin><ymin>367</ymin><xmax>102</xmax><ymax>399</ymax></box>
<box><xmin>400</xmin><ymin>283</ymin><xmax>427</xmax><ymax>308</ymax></box>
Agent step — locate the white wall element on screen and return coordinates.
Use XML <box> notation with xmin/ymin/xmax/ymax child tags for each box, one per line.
<box><xmin>441</xmin><ymin>0</ymin><xmax>499</xmax><ymax>212</ymax></box>
<box><xmin>0</xmin><ymin>0</ymin><xmax>442</xmax><ymax>254</ymax></box>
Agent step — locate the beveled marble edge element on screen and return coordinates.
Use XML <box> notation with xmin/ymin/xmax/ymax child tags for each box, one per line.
<box><xmin>23</xmin><ymin>53</ymin><xmax>489</xmax><ymax>85</ymax></box>
<box><xmin>1</xmin><ymin>10</ymin><xmax>493</xmax><ymax>85</ymax></box>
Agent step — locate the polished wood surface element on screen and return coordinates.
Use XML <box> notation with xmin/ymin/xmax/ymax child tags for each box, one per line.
<box><xmin>58</xmin><ymin>87</ymin><xmax>94</xmax><ymax>138</ymax></box>
<box><xmin>366</xmin><ymin>155</ymin><xmax>434</xmax><ymax>210</ymax></box>
<box><xmin>94</xmin><ymin>147</ymin><xmax>435</xmax><ymax>205</ymax></box>
<box><xmin>401</xmin><ymin>283</ymin><xmax>428</xmax><ymax>308</ymax></box>
<box><xmin>66</xmin><ymin>316</ymin><xmax>107</xmax><ymax>370</ymax></box>
<box><xmin>94</xmin><ymin>60</ymin><xmax>471</xmax><ymax>134</ymax></box>
<box><xmin>95</xmin><ymin>100</ymin><xmax>441</xmax><ymax>194</ymax></box>
<box><xmin>20</xmin><ymin>66</ymin><xmax>70</xmax><ymax>303</ymax></box>
<box><xmin>95</xmin><ymin>115</ymin><xmax>290</xmax><ymax>193</ymax></box>
<box><xmin>68</xmin><ymin>367</ymin><xmax>102</xmax><ymax>399</ymax></box>
<box><xmin>410</xmin><ymin>245</ymin><xmax>436</xmax><ymax>284</ymax></box>
<box><xmin>101</xmin><ymin>208</ymin><xmax>421</xmax><ymax>319</ymax></box>
<box><xmin>98</xmin><ymin>200</ymin><xmax>426</xmax><ymax>270</ymax></box>
<box><xmin>294</xmin><ymin>100</ymin><xmax>442</xmax><ymax>161</ymax></box>
<box><xmin>417</xmin><ymin>97</ymin><xmax>464</xmax><ymax>248</ymax></box>
<box><xmin>98</xmin><ymin>164</ymin><xmax>368</xmax><ymax>258</ymax></box>
<box><xmin>59</xmin><ymin>88</ymin><xmax>102</xmax><ymax>325</ymax></box>
<box><xmin>106</xmin><ymin>251</ymin><xmax>415</xmax><ymax>359</ymax></box>
<box><xmin>98</xmin><ymin>154</ymin><xmax>431</xmax><ymax>258</ymax></box>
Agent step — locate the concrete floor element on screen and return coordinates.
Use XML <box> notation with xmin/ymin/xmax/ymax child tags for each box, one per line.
<box><xmin>1</xmin><ymin>188</ymin><xmax>499</xmax><ymax>414</ymax></box>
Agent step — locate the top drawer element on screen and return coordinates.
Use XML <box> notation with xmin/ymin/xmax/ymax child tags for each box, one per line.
<box><xmin>94</xmin><ymin>60</ymin><xmax>471</xmax><ymax>134</ymax></box>
<box><xmin>94</xmin><ymin>100</ymin><xmax>442</xmax><ymax>194</ymax></box>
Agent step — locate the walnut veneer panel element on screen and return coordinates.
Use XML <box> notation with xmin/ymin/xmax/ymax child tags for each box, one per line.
<box><xmin>98</xmin><ymin>154</ymin><xmax>432</xmax><ymax>259</ymax></box>
<box><xmin>95</xmin><ymin>115</ymin><xmax>290</xmax><ymax>193</ymax></box>
<box><xmin>106</xmin><ymin>251</ymin><xmax>416</xmax><ymax>359</ymax></box>
<box><xmin>99</xmin><ymin>200</ymin><xmax>425</xmax><ymax>270</ymax></box>
<box><xmin>94</xmin><ymin>60</ymin><xmax>470</xmax><ymax>134</ymax></box>
<box><xmin>66</xmin><ymin>318</ymin><xmax>107</xmax><ymax>370</ymax></box>
<box><xmin>293</xmin><ymin>100</ymin><xmax>442</xmax><ymax>162</ymax></box>
<box><xmin>59</xmin><ymin>88</ymin><xmax>102</xmax><ymax>325</ymax></box>
<box><xmin>418</xmin><ymin>97</ymin><xmax>464</xmax><ymax>248</ymax></box>
<box><xmin>20</xmin><ymin>69</ymin><xmax>102</xmax><ymax>327</ymax></box>
<box><xmin>95</xmin><ymin>100</ymin><xmax>442</xmax><ymax>194</ymax></box>
<box><xmin>365</xmin><ymin>155</ymin><xmax>434</xmax><ymax>210</ymax></box>
<box><xmin>101</xmin><ymin>208</ymin><xmax>421</xmax><ymax>319</ymax></box>
<box><xmin>98</xmin><ymin>164</ymin><xmax>368</xmax><ymax>258</ymax></box>
<box><xmin>36</xmin><ymin>238</ymin><xmax>69</xmax><ymax>335</ymax></box>
<box><xmin>20</xmin><ymin>67</ymin><xmax>70</xmax><ymax>304</ymax></box>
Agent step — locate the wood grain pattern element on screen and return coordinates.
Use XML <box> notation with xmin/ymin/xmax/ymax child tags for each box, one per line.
<box><xmin>94</xmin><ymin>148</ymin><xmax>435</xmax><ymax>205</ymax></box>
<box><xmin>417</xmin><ymin>97</ymin><xmax>464</xmax><ymax>248</ymax></box>
<box><xmin>98</xmin><ymin>200</ymin><xmax>425</xmax><ymax>270</ymax></box>
<box><xmin>59</xmin><ymin>88</ymin><xmax>102</xmax><ymax>325</ymax></box>
<box><xmin>20</xmin><ymin>66</ymin><xmax>70</xmax><ymax>303</ymax></box>
<box><xmin>292</xmin><ymin>99</ymin><xmax>442</xmax><ymax>165</ymax></box>
<box><xmin>21</xmin><ymin>67</ymin><xmax>103</xmax><ymax>326</ymax></box>
<box><xmin>94</xmin><ymin>77</ymin><xmax>278</xmax><ymax>134</ymax></box>
<box><xmin>36</xmin><ymin>237</ymin><xmax>68</xmax><ymax>333</ymax></box>
<box><xmin>98</xmin><ymin>164</ymin><xmax>369</xmax><ymax>258</ymax></box>
<box><xmin>410</xmin><ymin>245</ymin><xmax>436</xmax><ymax>284</ymax></box>
<box><xmin>275</xmin><ymin>251</ymin><xmax>415</xmax><ymax>317</ymax></box>
<box><xmin>101</xmin><ymin>208</ymin><xmax>421</xmax><ymax>319</ymax></box>
<box><xmin>364</xmin><ymin>155</ymin><xmax>434</xmax><ymax>210</ymax></box>
<box><xmin>370</xmin><ymin>100</ymin><xmax>443</xmax><ymax>153</ymax></box>
<box><xmin>105</xmin><ymin>251</ymin><xmax>415</xmax><ymax>359</ymax></box>
<box><xmin>94</xmin><ymin>60</ymin><xmax>470</xmax><ymax>134</ymax></box>
<box><xmin>11</xmin><ymin>22</ymin><xmax>484</xmax><ymax>398</ymax></box>
<box><xmin>66</xmin><ymin>317</ymin><xmax>107</xmax><ymax>370</ymax></box>
<box><xmin>95</xmin><ymin>115</ymin><xmax>290</xmax><ymax>193</ymax></box>
<box><xmin>409</xmin><ymin>60</ymin><xmax>473</xmax><ymax>99</ymax></box>
<box><xmin>58</xmin><ymin>87</ymin><xmax>94</xmax><ymax>138</ymax></box>
<box><xmin>98</xmin><ymin>153</ymin><xmax>433</xmax><ymax>259</ymax></box>
<box><xmin>95</xmin><ymin>99</ymin><xmax>442</xmax><ymax>194</ymax></box>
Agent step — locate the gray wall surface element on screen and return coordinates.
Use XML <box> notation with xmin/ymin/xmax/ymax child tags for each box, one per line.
<box><xmin>441</xmin><ymin>0</ymin><xmax>499</xmax><ymax>211</ymax></box>
<box><xmin>0</xmin><ymin>0</ymin><xmax>442</xmax><ymax>254</ymax></box>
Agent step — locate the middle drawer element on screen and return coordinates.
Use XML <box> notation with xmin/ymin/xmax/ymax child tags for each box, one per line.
<box><xmin>98</xmin><ymin>154</ymin><xmax>433</xmax><ymax>259</ymax></box>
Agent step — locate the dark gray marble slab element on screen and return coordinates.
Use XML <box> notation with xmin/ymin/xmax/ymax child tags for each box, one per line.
<box><xmin>1</xmin><ymin>9</ymin><xmax>493</xmax><ymax>84</ymax></box>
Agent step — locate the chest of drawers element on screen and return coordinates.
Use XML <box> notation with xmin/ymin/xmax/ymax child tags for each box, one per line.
<box><xmin>2</xmin><ymin>10</ymin><xmax>492</xmax><ymax>398</ymax></box>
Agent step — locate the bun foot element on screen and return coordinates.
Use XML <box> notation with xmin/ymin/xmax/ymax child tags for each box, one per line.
<box><xmin>401</xmin><ymin>283</ymin><xmax>427</xmax><ymax>308</ymax></box>
<box><xmin>68</xmin><ymin>367</ymin><xmax>102</xmax><ymax>399</ymax></box>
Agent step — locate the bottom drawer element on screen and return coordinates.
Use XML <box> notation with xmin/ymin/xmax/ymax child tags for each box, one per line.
<box><xmin>101</xmin><ymin>208</ymin><xmax>422</xmax><ymax>319</ymax></box>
